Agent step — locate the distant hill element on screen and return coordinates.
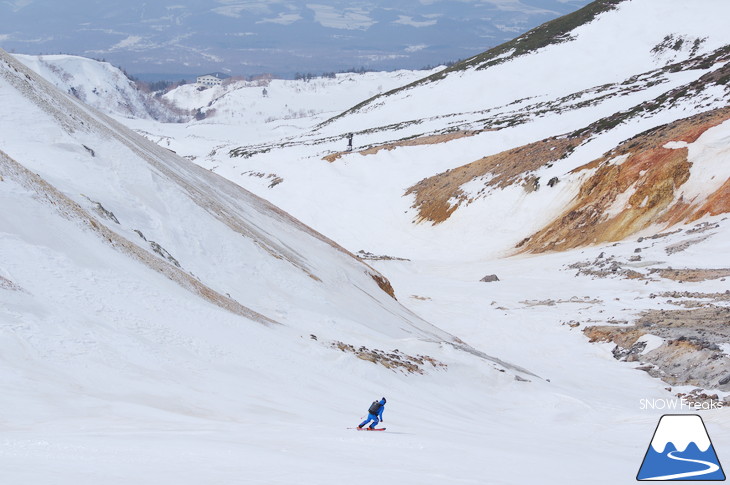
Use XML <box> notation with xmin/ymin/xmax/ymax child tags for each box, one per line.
<box><xmin>13</xmin><ymin>54</ymin><xmax>182</xmax><ymax>121</ymax></box>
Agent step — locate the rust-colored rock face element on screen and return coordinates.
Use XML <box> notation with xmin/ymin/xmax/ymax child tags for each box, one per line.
<box><xmin>520</xmin><ymin>107</ymin><xmax>730</xmax><ymax>253</ymax></box>
<box><xmin>405</xmin><ymin>135</ymin><xmax>586</xmax><ymax>224</ymax></box>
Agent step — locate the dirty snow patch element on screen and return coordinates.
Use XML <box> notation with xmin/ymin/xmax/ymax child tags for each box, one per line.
<box><xmin>638</xmin><ymin>334</ymin><xmax>665</xmax><ymax>355</ymax></box>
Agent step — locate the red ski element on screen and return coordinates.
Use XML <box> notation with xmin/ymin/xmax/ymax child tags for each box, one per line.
<box><xmin>351</xmin><ymin>427</ymin><xmax>386</xmax><ymax>431</ymax></box>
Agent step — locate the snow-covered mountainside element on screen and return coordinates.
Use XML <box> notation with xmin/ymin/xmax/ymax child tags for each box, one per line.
<box><xmin>194</xmin><ymin>0</ymin><xmax>730</xmax><ymax>260</ymax></box>
<box><xmin>0</xmin><ymin>47</ymin><xmax>485</xmax><ymax>352</ymax></box>
<box><xmin>2</xmin><ymin>43</ymin><xmax>701</xmax><ymax>485</ymax></box>
<box><xmin>163</xmin><ymin>69</ymin><xmax>441</xmax><ymax>127</ymax></box>
<box><xmin>3</xmin><ymin>1</ymin><xmax>730</xmax><ymax>483</ymax></box>
<box><xmin>127</xmin><ymin>0</ymin><xmax>730</xmax><ymax>398</ymax></box>
<box><xmin>13</xmin><ymin>54</ymin><xmax>180</xmax><ymax>121</ymax></box>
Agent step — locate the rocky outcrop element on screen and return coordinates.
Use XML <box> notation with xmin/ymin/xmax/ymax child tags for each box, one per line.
<box><xmin>520</xmin><ymin>107</ymin><xmax>730</xmax><ymax>253</ymax></box>
<box><xmin>584</xmin><ymin>298</ymin><xmax>730</xmax><ymax>391</ymax></box>
<box><xmin>405</xmin><ymin>135</ymin><xmax>586</xmax><ymax>224</ymax></box>
<box><xmin>329</xmin><ymin>340</ymin><xmax>447</xmax><ymax>375</ymax></box>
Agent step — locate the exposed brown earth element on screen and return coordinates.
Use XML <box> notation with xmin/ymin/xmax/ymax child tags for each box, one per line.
<box><xmin>650</xmin><ymin>268</ymin><xmax>730</xmax><ymax>282</ymax></box>
<box><xmin>322</xmin><ymin>130</ymin><xmax>481</xmax><ymax>163</ymax></box>
<box><xmin>370</xmin><ymin>273</ymin><xmax>397</xmax><ymax>300</ymax></box>
<box><xmin>404</xmin><ymin>135</ymin><xmax>587</xmax><ymax>224</ymax></box>
<box><xmin>663</xmin><ymin>177</ymin><xmax>730</xmax><ymax>225</ymax></box>
<box><xmin>520</xmin><ymin>107</ymin><xmax>730</xmax><ymax>252</ymax></box>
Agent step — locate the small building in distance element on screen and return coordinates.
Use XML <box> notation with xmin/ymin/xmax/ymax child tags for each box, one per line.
<box><xmin>196</xmin><ymin>72</ymin><xmax>230</xmax><ymax>87</ymax></box>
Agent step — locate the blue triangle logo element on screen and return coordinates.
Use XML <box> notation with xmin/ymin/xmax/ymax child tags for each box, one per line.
<box><xmin>637</xmin><ymin>414</ymin><xmax>726</xmax><ymax>481</ymax></box>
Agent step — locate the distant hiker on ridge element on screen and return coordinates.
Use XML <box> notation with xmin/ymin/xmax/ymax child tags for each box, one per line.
<box><xmin>358</xmin><ymin>397</ymin><xmax>386</xmax><ymax>429</ymax></box>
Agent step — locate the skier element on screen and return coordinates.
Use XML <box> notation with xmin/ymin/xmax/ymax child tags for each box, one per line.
<box><xmin>358</xmin><ymin>397</ymin><xmax>386</xmax><ymax>429</ymax></box>
<box><xmin>346</xmin><ymin>133</ymin><xmax>353</xmax><ymax>152</ymax></box>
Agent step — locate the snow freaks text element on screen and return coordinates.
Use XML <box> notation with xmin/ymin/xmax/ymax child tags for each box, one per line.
<box><xmin>640</xmin><ymin>398</ymin><xmax>724</xmax><ymax>411</ymax></box>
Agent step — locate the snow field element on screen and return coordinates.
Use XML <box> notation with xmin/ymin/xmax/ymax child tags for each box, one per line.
<box><xmin>3</xmin><ymin>1</ymin><xmax>730</xmax><ymax>482</ymax></box>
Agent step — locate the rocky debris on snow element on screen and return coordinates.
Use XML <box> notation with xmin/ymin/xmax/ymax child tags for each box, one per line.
<box><xmin>241</xmin><ymin>170</ymin><xmax>283</xmax><ymax>188</ymax></box>
<box><xmin>664</xmin><ymin>234</ymin><xmax>713</xmax><ymax>255</ymax></box>
<box><xmin>131</xmin><ymin>230</ymin><xmax>182</xmax><ymax>268</ymax></box>
<box><xmin>480</xmin><ymin>274</ymin><xmax>500</xmax><ymax>282</ymax></box>
<box><xmin>330</xmin><ymin>340</ymin><xmax>447</xmax><ymax>375</ymax></box>
<box><xmin>584</xmin><ymin>297</ymin><xmax>730</xmax><ymax>391</ymax></box>
<box><xmin>0</xmin><ymin>275</ymin><xmax>24</xmax><ymax>292</ymax></box>
<box><xmin>149</xmin><ymin>241</ymin><xmax>181</xmax><ymax>268</ymax></box>
<box><xmin>675</xmin><ymin>389</ymin><xmax>726</xmax><ymax>409</ymax></box>
<box><xmin>686</xmin><ymin>221</ymin><xmax>721</xmax><ymax>234</ymax></box>
<box><xmin>410</xmin><ymin>295</ymin><xmax>432</xmax><ymax>301</ymax></box>
<box><xmin>653</xmin><ymin>290</ymin><xmax>730</xmax><ymax>302</ymax></box>
<box><xmin>522</xmin><ymin>175</ymin><xmax>540</xmax><ymax>193</ymax></box>
<box><xmin>83</xmin><ymin>196</ymin><xmax>120</xmax><ymax>225</ymax></box>
<box><xmin>648</xmin><ymin>267</ymin><xmax>730</xmax><ymax>282</ymax></box>
<box><xmin>356</xmin><ymin>250</ymin><xmax>410</xmax><ymax>261</ymax></box>
<box><xmin>520</xmin><ymin>296</ymin><xmax>603</xmax><ymax>307</ymax></box>
<box><xmin>567</xmin><ymin>254</ymin><xmax>646</xmax><ymax>280</ymax></box>
<box><xmin>564</xmin><ymin>222</ymin><xmax>727</xmax><ymax>282</ymax></box>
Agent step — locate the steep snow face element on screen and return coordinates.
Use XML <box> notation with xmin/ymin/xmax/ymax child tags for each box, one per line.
<box><xmin>13</xmin><ymin>54</ymin><xmax>179</xmax><ymax>121</ymax></box>
<box><xmin>0</xmin><ymin>48</ymin><xmax>459</xmax><ymax>347</ymax></box>
<box><xmin>325</xmin><ymin>0</ymin><xmax>730</xmax><ymax>134</ymax></box>
<box><xmin>679</xmin><ymin>119</ymin><xmax>730</xmax><ymax>203</ymax></box>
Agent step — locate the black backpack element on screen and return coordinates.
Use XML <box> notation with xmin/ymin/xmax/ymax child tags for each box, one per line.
<box><xmin>368</xmin><ymin>400</ymin><xmax>382</xmax><ymax>415</ymax></box>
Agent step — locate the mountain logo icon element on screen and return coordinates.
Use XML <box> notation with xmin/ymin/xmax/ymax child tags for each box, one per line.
<box><xmin>637</xmin><ymin>414</ymin><xmax>726</xmax><ymax>481</ymax></box>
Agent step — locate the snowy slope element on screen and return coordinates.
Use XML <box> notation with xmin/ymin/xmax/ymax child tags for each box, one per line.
<box><xmin>323</xmin><ymin>0</ymin><xmax>730</xmax><ymax>133</ymax></box>
<box><xmin>109</xmin><ymin>0</ymin><xmax>730</xmax><ymax>399</ymax></box>
<box><xmin>3</xmin><ymin>44</ymin><xmax>713</xmax><ymax>485</ymax></box>
<box><xmin>2</xmin><ymin>7</ymin><xmax>730</xmax><ymax>485</ymax></box>
<box><xmin>13</xmin><ymin>54</ymin><xmax>179</xmax><ymax>121</ymax></box>
<box><xmin>135</xmin><ymin>68</ymin><xmax>443</xmax><ymax>155</ymax></box>
<box><xmin>0</xmin><ymin>45</ymin><xmax>548</xmax><ymax>483</ymax></box>
<box><xmin>160</xmin><ymin>0</ymin><xmax>730</xmax><ymax>263</ymax></box>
